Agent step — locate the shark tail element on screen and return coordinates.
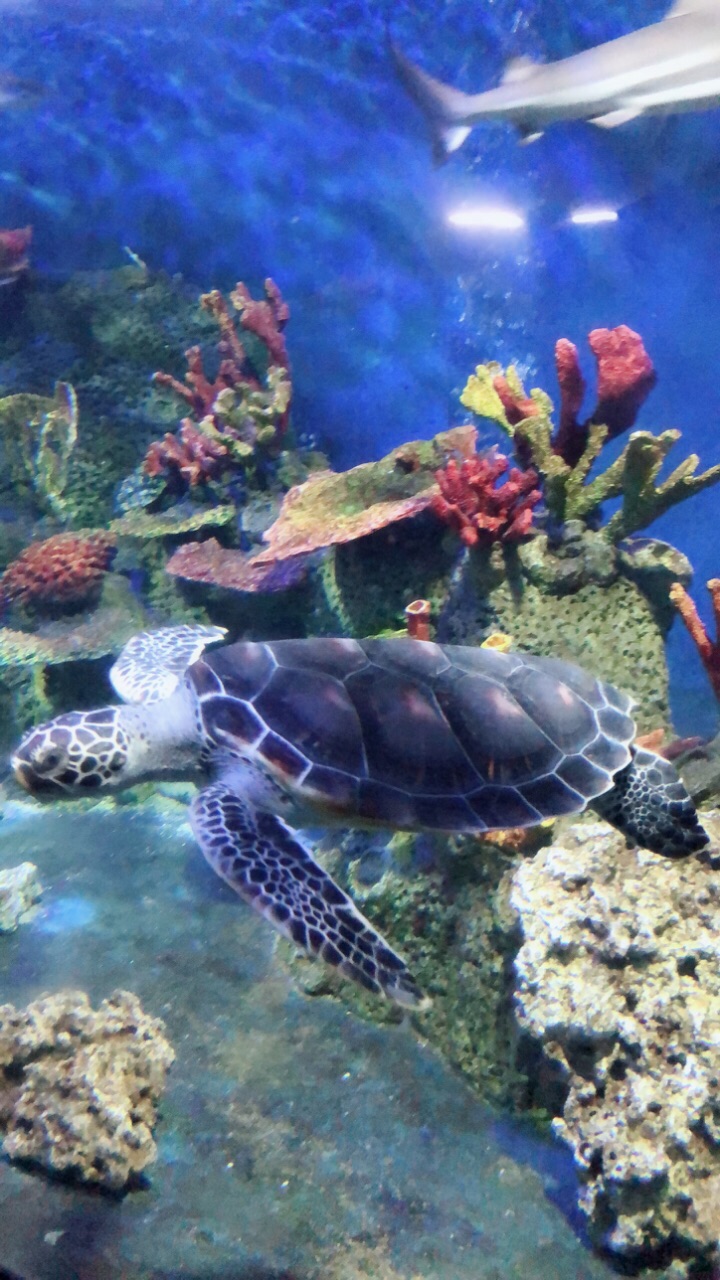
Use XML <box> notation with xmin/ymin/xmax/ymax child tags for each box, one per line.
<box><xmin>388</xmin><ymin>39</ymin><xmax>474</xmax><ymax>163</ymax></box>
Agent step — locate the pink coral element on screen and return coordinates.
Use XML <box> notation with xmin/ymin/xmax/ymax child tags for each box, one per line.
<box><xmin>431</xmin><ymin>449</ymin><xmax>542</xmax><ymax>548</ymax></box>
<box><xmin>1</xmin><ymin>531</ymin><xmax>116</xmax><ymax>611</ymax></box>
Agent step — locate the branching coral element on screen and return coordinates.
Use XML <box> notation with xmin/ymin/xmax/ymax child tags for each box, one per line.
<box><xmin>1</xmin><ymin>530</ymin><xmax>116</xmax><ymax>612</ymax></box>
<box><xmin>669</xmin><ymin>578</ymin><xmax>720</xmax><ymax>702</ymax></box>
<box><xmin>431</xmin><ymin>448</ymin><xmax>541</xmax><ymax>548</ymax></box>
<box><xmin>145</xmin><ymin>278</ymin><xmax>291</xmax><ymax>488</ymax></box>
<box><xmin>460</xmin><ymin>327</ymin><xmax>720</xmax><ymax>541</ymax></box>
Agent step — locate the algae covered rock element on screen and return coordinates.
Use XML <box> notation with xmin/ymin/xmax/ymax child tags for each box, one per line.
<box><xmin>0</xmin><ymin>988</ymin><xmax>174</xmax><ymax>1191</ymax></box>
<box><xmin>510</xmin><ymin>814</ymin><xmax>720</xmax><ymax>1267</ymax></box>
<box><xmin>281</xmin><ymin>828</ymin><xmax>539</xmax><ymax>1106</ymax></box>
<box><xmin>0</xmin><ymin>862</ymin><xmax>42</xmax><ymax>932</ymax></box>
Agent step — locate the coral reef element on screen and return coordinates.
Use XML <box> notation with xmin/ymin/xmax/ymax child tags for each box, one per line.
<box><xmin>0</xmin><ymin>382</ymin><xmax>78</xmax><ymax>518</ymax></box>
<box><xmin>669</xmin><ymin>578</ymin><xmax>720</xmax><ymax>702</ymax></box>
<box><xmin>430</xmin><ymin>447</ymin><xmax>541</xmax><ymax>548</ymax></box>
<box><xmin>460</xmin><ymin>327</ymin><xmax>720</xmax><ymax>540</ymax></box>
<box><xmin>255</xmin><ymin>426</ymin><xmax>476</xmax><ymax>567</ymax></box>
<box><xmin>511</xmin><ymin>814</ymin><xmax>720</xmax><ymax>1268</ymax></box>
<box><xmin>147</xmin><ymin>278</ymin><xmax>292</xmax><ymax>488</ymax></box>
<box><xmin>0</xmin><ymin>225</ymin><xmax>31</xmax><ymax>287</ymax></box>
<box><xmin>1</xmin><ymin>530</ymin><xmax>116</xmax><ymax>612</ymax></box>
<box><xmin>0</xmin><ymin>989</ymin><xmax>174</xmax><ymax>1191</ymax></box>
<box><xmin>0</xmin><ymin>862</ymin><xmax>41</xmax><ymax>932</ymax></box>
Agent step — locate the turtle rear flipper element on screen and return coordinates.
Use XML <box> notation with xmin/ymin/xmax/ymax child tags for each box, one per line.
<box><xmin>190</xmin><ymin>783</ymin><xmax>427</xmax><ymax>1009</ymax></box>
<box><xmin>110</xmin><ymin>624</ymin><xmax>227</xmax><ymax>704</ymax></box>
<box><xmin>591</xmin><ymin>747</ymin><xmax>708</xmax><ymax>858</ymax></box>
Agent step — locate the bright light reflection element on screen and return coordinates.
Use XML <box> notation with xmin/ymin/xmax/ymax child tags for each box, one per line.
<box><xmin>447</xmin><ymin>206</ymin><xmax>525</xmax><ymax>231</ymax></box>
<box><xmin>570</xmin><ymin>207</ymin><xmax>619</xmax><ymax>226</ymax></box>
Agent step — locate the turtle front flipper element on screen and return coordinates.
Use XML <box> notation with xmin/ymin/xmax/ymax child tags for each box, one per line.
<box><xmin>190</xmin><ymin>783</ymin><xmax>427</xmax><ymax>1009</ymax></box>
<box><xmin>591</xmin><ymin>746</ymin><xmax>709</xmax><ymax>858</ymax></box>
<box><xmin>110</xmin><ymin>625</ymin><xmax>227</xmax><ymax>704</ymax></box>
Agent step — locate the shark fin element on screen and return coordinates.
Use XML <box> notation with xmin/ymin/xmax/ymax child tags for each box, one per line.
<box><xmin>666</xmin><ymin>0</ymin><xmax>720</xmax><ymax>16</ymax></box>
<box><xmin>502</xmin><ymin>56</ymin><xmax>539</xmax><ymax>85</ymax></box>
<box><xmin>589</xmin><ymin>107</ymin><xmax>643</xmax><ymax>127</ymax></box>
<box><xmin>517</xmin><ymin>124</ymin><xmax>544</xmax><ymax>143</ymax></box>
<box><xmin>388</xmin><ymin>39</ymin><xmax>475</xmax><ymax>163</ymax></box>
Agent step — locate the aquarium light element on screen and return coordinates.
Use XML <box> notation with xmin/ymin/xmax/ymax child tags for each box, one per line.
<box><xmin>570</xmin><ymin>207</ymin><xmax>619</xmax><ymax>226</ymax></box>
<box><xmin>447</xmin><ymin>206</ymin><xmax>525</xmax><ymax>231</ymax></box>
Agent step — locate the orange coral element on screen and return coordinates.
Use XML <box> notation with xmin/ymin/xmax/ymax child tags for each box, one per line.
<box><xmin>669</xmin><ymin>579</ymin><xmax>720</xmax><ymax>702</ymax></box>
<box><xmin>1</xmin><ymin>532</ymin><xmax>116</xmax><ymax>611</ymax></box>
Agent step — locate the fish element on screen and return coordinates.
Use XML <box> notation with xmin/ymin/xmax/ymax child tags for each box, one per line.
<box><xmin>390</xmin><ymin>0</ymin><xmax>720</xmax><ymax>163</ymax></box>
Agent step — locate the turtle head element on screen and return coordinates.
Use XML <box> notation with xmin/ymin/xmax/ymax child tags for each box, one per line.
<box><xmin>12</xmin><ymin>707</ymin><xmax>132</xmax><ymax>796</ymax></box>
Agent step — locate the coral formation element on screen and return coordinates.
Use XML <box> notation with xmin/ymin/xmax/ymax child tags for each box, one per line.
<box><xmin>0</xmin><ymin>989</ymin><xmax>174</xmax><ymax>1191</ymax></box>
<box><xmin>0</xmin><ymin>225</ymin><xmax>31</xmax><ymax>287</ymax></box>
<box><xmin>146</xmin><ymin>278</ymin><xmax>292</xmax><ymax>488</ymax></box>
<box><xmin>0</xmin><ymin>862</ymin><xmax>41</xmax><ymax>932</ymax></box>
<box><xmin>511</xmin><ymin>814</ymin><xmax>720</xmax><ymax>1267</ymax></box>
<box><xmin>0</xmin><ymin>382</ymin><xmax>78</xmax><ymax>518</ymax></box>
<box><xmin>404</xmin><ymin>598</ymin><xmax>432</xmax><ymax>640</ymax></box>
<box><xmin>165</xmin><ymin>537</ymin><xmax>311</xmax><ymax>594</ymax></box>
<box><xmin>431</xmin><ymin>448</ymin><xmax>541</xmax><ymax>547</ymax></box>
<box><xmin>669</xmin><ymin>578</ymin><xmax>720</xmax><ymax>702</ymax></box>
<box><xmin>460</xmin><ymin>327</ymin><xmax>720</xmax><ymax>540</ymax></box>
<box><xmin>255</xmin><ymin>426</ymin><xmax>476</xmax><ymax>567</ymax></box>
<box><xmin>1</xmin><ymin>530</ymin><xmax>116</xmax><ymax>612</ymax></box>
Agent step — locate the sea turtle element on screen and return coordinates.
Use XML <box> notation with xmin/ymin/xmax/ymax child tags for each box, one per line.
<box><xmin>11</xmin><ymin>625</ymin><xmax>708</xmax><ymax>1007</ymax></box>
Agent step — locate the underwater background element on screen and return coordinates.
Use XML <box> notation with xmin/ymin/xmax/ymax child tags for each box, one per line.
<box><xmin>0</xmin><ymin>0</ymin><xmax>720</xmax><ymax>1277</ymax></box>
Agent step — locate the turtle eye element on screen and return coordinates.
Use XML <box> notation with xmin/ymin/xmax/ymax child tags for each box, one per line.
<box><xmin>32</xmin><ymin>746</ymin><xmax>64</xmax><ymax>773</ymax></box>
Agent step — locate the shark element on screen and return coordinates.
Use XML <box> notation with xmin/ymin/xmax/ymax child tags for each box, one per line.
<box><xmin>390</xmin><ymin>0</ymin><xmax>720</xmax><ymax>162</ymax></box>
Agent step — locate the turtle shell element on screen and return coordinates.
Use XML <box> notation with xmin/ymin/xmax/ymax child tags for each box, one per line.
<box><xmin>189</xmin><ymin>637</ymin><xmax>635</xmax><ymax>833</ymax></box>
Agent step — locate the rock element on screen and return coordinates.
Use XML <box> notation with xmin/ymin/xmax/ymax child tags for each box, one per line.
<box><xmin>510</xmin><ymin>814</ymin><xmax>720</xmax><ymax>1268</ymax></box>
<box><xmin>0</xmin><ymin>988</ymin><xmax>174</xmax><ymax>1191</ymax></box>
<box><xmin>0</xmin><ymin>862</ymin><xmax>42</xmax><ymax>931</ymax></box>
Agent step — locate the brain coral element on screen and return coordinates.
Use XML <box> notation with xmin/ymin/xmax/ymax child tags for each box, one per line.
<box><xmin>1</xmin><ymin>531</ymin><xmax>116</xmax><ymax>611</ymax></box>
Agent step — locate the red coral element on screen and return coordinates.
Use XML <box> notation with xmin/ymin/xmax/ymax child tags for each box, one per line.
<box><xmin>0</xmin><ymin>225</ymin><xmax>31</xmax><ymax>285</ymax></box>
<box><xmin>492</xmin><ymin>375</ymin><xmax>539</xmax><ymax>426</ymax></box>
<box><xmin>554</xmin><ymin>338</ymin><xmax>586</xmax><ymax>449</ymax></box>
<box><xmin>1</xmin><ymin>531</ymin><xmax>116</xmax><ymax>611</ymax></box>
<box><xmin>431</xmin><ymin>449</ymin><xmax>541</xmax><ymax>548</ymax></box>
<box><xmin>589</xmin><ymin>325</ymin><xmax>657</xmax><ymax>435</ymax></box>
<box><xmin>144</xmin><ymin>419</ymin><xmax>228</xmax><ymax>488</ymax></box>
<box><xmin>551</xmin><ymin>325</ymin><xmax>656</xmax><ymax>467</ymax></box>
<box><xmin>229</xmin><ymin>278</ymin><xmax>290</xmax><ymax>369</ymax></box>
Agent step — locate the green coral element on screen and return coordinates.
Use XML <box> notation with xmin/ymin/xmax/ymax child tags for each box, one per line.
<box><xmin>460</xmin><ymin>362</ymin><xmax>720</xmax><ymax>541</ymax></box>
<box><xmin>0</xmin><ymin>382</ymin><xmax>78</xmax><ymax>517</ymax></box>
<box><xmin>109</xmin><ymin>504</ymin><xmax>235</xmax><ymax>539</ymax></box>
